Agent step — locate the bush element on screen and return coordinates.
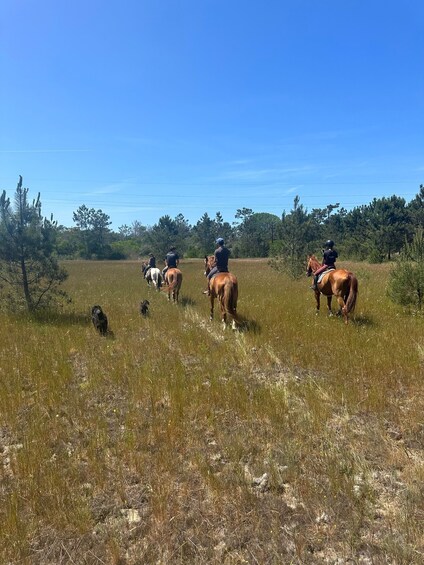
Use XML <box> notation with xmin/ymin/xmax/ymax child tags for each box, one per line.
<box><xmin>387</xmin><ymin>229</ymin><xmax>424</xmax><ymax>311</ymax></box>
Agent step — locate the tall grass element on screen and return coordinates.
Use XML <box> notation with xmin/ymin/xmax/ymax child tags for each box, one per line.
<box><xmin>0</xmin><ymin>259</ymin><xmax>423</xmax><ymax>563</ymax></box>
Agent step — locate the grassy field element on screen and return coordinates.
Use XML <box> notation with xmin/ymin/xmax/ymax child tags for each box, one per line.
<box><xmin>1</xmin><ymin>258</ymin><xmax>424</xmax><ymax>564</ymax></box>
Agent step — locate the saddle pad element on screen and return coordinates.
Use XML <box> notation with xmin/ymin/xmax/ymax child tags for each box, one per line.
<box><xmin>317</xmin><ymin>267</ymin><xmax>335</xmax><ymax>284</ymax></box>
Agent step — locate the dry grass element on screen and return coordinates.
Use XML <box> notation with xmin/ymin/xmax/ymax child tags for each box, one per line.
<box><xmin>1</xmin><ymin>258</ymin><xmax>424</xmax><ymax>564</ymax></box>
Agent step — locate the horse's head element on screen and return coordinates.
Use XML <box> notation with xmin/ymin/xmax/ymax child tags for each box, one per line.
<box><xmin>204</xmin><ymin>255</ymin><xmax>216</xmax><ymax>276</ymax></box>
<box><xmin>306</xmin><ymin>254</ymin><xmax>320</xmax><ymax>277</ymax></box>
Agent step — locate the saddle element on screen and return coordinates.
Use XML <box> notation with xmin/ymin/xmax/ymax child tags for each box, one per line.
<box><xmin>210</xmin><ymin>269</ymin><xmax>229</xmax><ymax>280</ymax></box>
<box><xmin>317</xmin><ymin>267</ymin><xmax>335</xmax><ymax>284</ymax></box>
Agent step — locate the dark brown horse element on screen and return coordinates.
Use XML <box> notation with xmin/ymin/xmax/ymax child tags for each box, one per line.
<box><xmin>204</xmin><ymin>256</ymin><xmax>239</xmax><ymax>329</ymax></box>
<box><xmin>166</xmin><ymin>267</ymin><xmax>182</xmax><ymax>303</ymax></box>
<box><xmin>306</xmin><ymin>254</ymin><xmax>358</xmax><ymax>324</ymax></box>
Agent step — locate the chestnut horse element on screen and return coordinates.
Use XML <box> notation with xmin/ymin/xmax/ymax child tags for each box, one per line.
<box><xmin>166</xmin><ymin>268</ymin><xmax>182</xmax><ymax>303</ymax></box>
<box><xmin>306</xmin><ymin>254</ymin><xmax>358</xmax><ymax>324</ymax></box>
<box><xmin>204</xmin><ymin>256</ymin><xmax>239</xmax><ymax>329</ymax></box>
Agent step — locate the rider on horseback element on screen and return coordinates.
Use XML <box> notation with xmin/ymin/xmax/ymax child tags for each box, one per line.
<box><xmin>311</xmin><ymin>240</ymin><xmax>338</xmax><ymax>290</ymax></box>
<box><xmin>143</xmin><ymin>253</ymin><xmax>156</xmax><ymax>279</ymax></box>
<box><xmin>162</xmin><ymin>246</ymin><xmax>179</xmax><ymax>283</ymax></box>
<box><xmin>203</xmin><ymin>237</ymin><xmax>230</xmax><ymax>295</ymax></box>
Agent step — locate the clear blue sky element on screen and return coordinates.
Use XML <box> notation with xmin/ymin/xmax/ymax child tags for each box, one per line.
<box><xmin>1</xmin><ymin>1</ymin><xmax>423</xmax><ymax>229</ymax></box>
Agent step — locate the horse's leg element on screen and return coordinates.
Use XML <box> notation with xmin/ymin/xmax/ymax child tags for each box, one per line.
<box><xmin>209</xmin><ymin>295</ymin><xmax>214</xmax><ymax>321</ymax></box>
<box><xmin>314</xmin><ymin>290</ymin><xmax>320</xmax><ymax>314</ymax></box>
<box><xmin>335</xmin><ymin>296</ymin><xmax>348</xmax><ymax>324</ymax></box>
<box><xmin>221</xmin><ymin>303</ymin><xmax>227</xmax><ymax>330</ymax></box>
<box><xmin>327</xmin><ymin>296</ymin><xmax>333</xmax><ymax>316</ymax></box>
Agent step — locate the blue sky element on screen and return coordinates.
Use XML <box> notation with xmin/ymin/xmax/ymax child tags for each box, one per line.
<box><xmin>1</xmin><ymin>1</ymin><xmax>423</xmax><ymax>229</ymax></box>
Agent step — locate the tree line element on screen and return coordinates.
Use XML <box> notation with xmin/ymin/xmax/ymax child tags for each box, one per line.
<box><xmin>1</xmin><ymin>176</ymin><xmax>424</xmax><ymax>311</ymax></box>
<box><xmin>54</xmin><ymin>187</ymin><xmax>424</xmax><ymax>266</ymax></box>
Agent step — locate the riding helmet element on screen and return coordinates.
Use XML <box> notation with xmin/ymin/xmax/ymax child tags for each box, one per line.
<box><xmin>325</xmin><ymin>240</ymin><xmax>335</xmax><ymax>248</ymax></box>
<box><xmin>216</xmin><ymin>237</ymin><xmax>224</xmax><ymax>246</ymax></box>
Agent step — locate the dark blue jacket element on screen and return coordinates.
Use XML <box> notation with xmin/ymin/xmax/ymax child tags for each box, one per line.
<box><xmin>323</xmin><ymin>248</ymin><xmax>338</xmax><ymax>267</ymax></box>
<box><xmin>166</xmin><ymin>251</ymin><xmax>179</xmax><ymax>268</ymax></box>
<box><xmin>215</xmin><ymin>246</ymin><xmax>230</xmax><ymax>272</ymax></box>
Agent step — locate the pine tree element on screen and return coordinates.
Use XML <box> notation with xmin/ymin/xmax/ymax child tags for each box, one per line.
<box><xmin>387</xmin><ymin>228</ymin><xmax>424</xmax><ymax>311</ymax></box>
<box><xmin>0</xmin><ymin>176</ymin><xmax>68</xmax><ymax>311</ymax></box>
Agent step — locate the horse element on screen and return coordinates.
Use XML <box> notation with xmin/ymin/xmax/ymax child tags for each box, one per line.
<box><xmin>306</xmin><ymin>254</ymin><xmax>358</xmax><ymax>324</ymax></box>
<box><xmin>166</xmin><ymin>268</ymin><xmax>182</xmax><ymax>303</ymax></box>
<box><xmin>147</xmin><ymin>267</ymin><xmax>162</xmax><ymax>290</ymax></box>
<box><xmin>204</xmin><ymin>255</ymin><xmax>239</xmax><ymax>330</ymax></box>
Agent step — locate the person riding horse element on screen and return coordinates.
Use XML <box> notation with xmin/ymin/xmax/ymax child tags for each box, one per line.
<box><xmin>203</xmin><ymin>237</ymin><xmax>230</xmax><ymax>295</ymax></box>
<box><xmin>162</xmin><ymin>246</ymin><xmax>179</xmax><ymax>283</ymax></box>
<box><xmin>311</xmin><ymin>240</ymin><xmax>338</xmax><ymax>290</ymax></box>
<box><xmin>143</xmin><ymin>253</ymin><xmax>156</xmax><ymax>280</ymax></box>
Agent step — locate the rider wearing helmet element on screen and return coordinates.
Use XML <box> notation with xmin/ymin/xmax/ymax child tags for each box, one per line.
<box><xmin>162</xmin><ymin>246</ymin><xmax>179</xmax><ymax>283</ymax></box>
<box><xmin>143</xmin><ymin>252</ymin><xmax>156</xmax><ymax>279</ymax></box>
<box><xmin>311</xmin><ymin>240</ymin><xmax>338</xmax><ymax>290</ymax></box>
<box><xmin>203</xmin><ymin>237</ymin><xmax>230</xmax><ymax>295</ymax></box>
<box><xmin>141</xmin><ymin>253</ymin><xmax>156</xmax><ymax>278</ymax></box>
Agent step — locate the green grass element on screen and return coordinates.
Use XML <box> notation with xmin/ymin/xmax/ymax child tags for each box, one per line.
<box><xmin>1</xmin><ymin>258</ymin><xmax>423</xmax><ymax>564</ymax></box>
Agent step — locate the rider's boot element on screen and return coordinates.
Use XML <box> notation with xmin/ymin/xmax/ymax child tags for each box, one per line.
<box><xmin>311</xmin><ymin>275</ymin><xmax>318</xmax><ymax>290</ymax></box>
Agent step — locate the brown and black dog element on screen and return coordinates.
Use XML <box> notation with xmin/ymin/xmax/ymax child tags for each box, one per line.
<box><xmin>91</xmin><ymin>305</ymin><xmax>108</xmax><ymax>335</ymax></box>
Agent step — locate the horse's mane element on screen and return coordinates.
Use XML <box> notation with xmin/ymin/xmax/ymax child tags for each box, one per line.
<box><xmin>206</xmin><ymin>255</ymin><xmax>216</xmax><ymax>267</ymax></box>
<box><xmin>308</xmin><ymin>254</ymin><xmax>321</xmax><ymax>269</ymax></box>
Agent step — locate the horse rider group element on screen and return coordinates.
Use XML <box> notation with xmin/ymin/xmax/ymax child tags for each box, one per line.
<box><xmin>142</xmin><ymin>246</ymin><xmax>180</xmax><ymax>285</ymax></box>
<box><xmin>141</xmin><ymin>238</ymin><xmax>230</xmax><ymax>292</ymax></box>
<box><xmin>142</xmin><ymin>237</ymin><xmax>338</xmax><ymax>293</ymax></box>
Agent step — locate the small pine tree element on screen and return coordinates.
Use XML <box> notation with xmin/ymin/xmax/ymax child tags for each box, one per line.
<box><xmin>387</xmin><ymin>228</ymin><xmax>424</xmax><ymax>311</ymax></box>
<box><xmin>0</xmin><ymin>176</ymin><xmax>68</xmax><ymax>311</ymax></box>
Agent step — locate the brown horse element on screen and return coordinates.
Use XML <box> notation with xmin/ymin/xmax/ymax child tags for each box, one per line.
<box><xmin>306</xmin><ymin>254</ymin><xmax>358</xmax><ymax>324</ymax></box>
<box><xmin>204</xmin><ymin>256</ymin><xmax>239</xmax><ymax>329</ymax></box>
<box><xmin>166</xmin><ymin>267</ymin><xmax>182</xmax><ymax>303</ymax></box>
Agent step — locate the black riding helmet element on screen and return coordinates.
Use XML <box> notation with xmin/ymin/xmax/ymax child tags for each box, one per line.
<box><xmin>325</xmin><ymin>240</ymin><xmax>335</xmax><ymax>249</ymax></box>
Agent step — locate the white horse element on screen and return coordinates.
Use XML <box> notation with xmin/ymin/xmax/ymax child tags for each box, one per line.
<box><xmin>147</xmin><ymin>267</ymin><xmax>162</xmax><ymax>290</ymax></box>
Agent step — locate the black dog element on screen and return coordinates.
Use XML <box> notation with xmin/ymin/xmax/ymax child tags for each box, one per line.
<box><xmin>140</xmin><ymin>300</ymin><xmax>150</xmax><ymax>317</ymax></box>
<box><xmin>91</xmin><ymin>305</ymin><xmax>108</xmax><ymax>336</ymax></box>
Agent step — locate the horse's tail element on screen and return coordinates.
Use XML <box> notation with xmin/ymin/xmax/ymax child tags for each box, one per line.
<box><xmin>345</xmin><ymin>273</ymin><xmax>358</xmax><ymax>314</ymax></box>
<box><xmin>223</xmin><ymin>277</ymin><xmax>238</xmax><ymax>321</ymax></box>
<box><xmin>168</xmin><ymin>270</ymin><xmax>182</xmax><ymax>292</ymax></box>
<box><xmin>168</xmin><ymin>271</ymin><xmax>176</xmax><ymax>291</ymax></box>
